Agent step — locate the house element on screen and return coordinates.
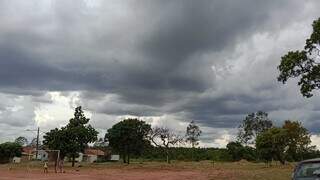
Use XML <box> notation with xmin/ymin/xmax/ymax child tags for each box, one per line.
<box><xmin>75</xmin><ymin>148</ymin><xmax>107</xmax><ymax>163</ymax></box>
<box><xmin>21</xmin><ymin>147</ymin><xmax>35</xmax><ymax>161</ymax></box>
<box><xmin>35</xmin><ymin>150</ymin><xmax>48</xmax><ymax>161</ymax></box>
<box><xmin>84</xmin><ymin>148</ymin><xmax>105</xmax><ymax>163</ymax></box>
<box><xmin>21</xmin><ymin>147</ymin><xmax>48</xmax><ymax>161</ymax></box>
<box><xmin>12</xmin><ymin>157</ymin><xmax>21</xmax><ymax>163</ymax></box>
<box><xmin>110</xmin><ymin>155</ymin><xmax>120</xmax><ymax>161</ymax></box>
<box><xmin>75</xmin><ymin>153</ymin><xmax>84</xmax><ymax>162</ymax></box>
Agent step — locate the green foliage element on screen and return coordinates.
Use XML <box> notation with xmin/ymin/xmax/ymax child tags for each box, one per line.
<box><xmin>282</xmin><ymin>120</ymin><xmax>312</xmax><ymax>161</ymax></box>
<box><xmin>278</xmin><ymin>17</ymin><xmax>320</xmax><ymax>97</ymax></box>
<box><xmin>185</xmin><ymin>121</ymin><xmax>202</xmax><ymax>148</ymax></box>
<box><xmin>256</xmin><ymin>127</ymin><xmax>288</xmax><ymax>164</ymax></box>
<box><xmin>141</xmin><ymin>146</ymin><xmax>232</xmax><ymax>162</ymax></box>
<box><xmin>226</xmin><ymin>141</ymin><xmax>257</xmax><ymax>162</ymax></box>
<box><xmin>43</xmin><ymin>127</ymin><xmax>72</xmax><ymax>159</ymax></box>
<box><xmin>14</xmin><ymin>136</ymin><xmax>28</xmax><ymax>146</ymax></box>
<box><xmin>238</xmin><ymin>111</ymin><xmax>273</xmax><ymax>144</ymax></box>
<box><xmin>236</xmin><ymin>118</ymin><xmax>315</xmax><ymax>163</ymax></box>
<box><xmin>106</xmin><ymin>118</ymin><xmax>151</xmax><ymax>164</ymax></box>
<box><xmin>66</xmin><ymin>107</ymin><xmax>98</xmax><ymax>161</ymax></box>
<box><xmin>43</xmin><ymin>106</ymin><xmax>98</xmax><ymax>166</ymax></box>
<box><xmin>0</xmin><ymin>142</ymin><xmax>22</xmax><ymax>163</ymax></box>
<box><xmin>227</xmin><ymin>142</ymin><xmax>244</xmax><ymax>161</ymax></box>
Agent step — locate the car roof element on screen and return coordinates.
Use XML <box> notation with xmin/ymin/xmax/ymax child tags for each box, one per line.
<box><xmin>299</xmin><ymin>158</ymin><xmax>320</xmax><ymax>164</ymax></box>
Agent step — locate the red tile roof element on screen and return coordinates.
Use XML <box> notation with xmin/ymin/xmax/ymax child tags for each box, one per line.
<box><xmin>84</xmin><ymin>148</ymin><xmax>105</xmax><ymax>156</ymax></box>
<box><xmin>22</xmin><ymin>147</ymin><xmax>35</xmax><ymax>154</ymax></box>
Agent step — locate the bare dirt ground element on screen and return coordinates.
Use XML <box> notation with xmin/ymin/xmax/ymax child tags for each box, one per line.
<box><xmin>0</xmin><ymin>168</ymin><xmax>209</xmax><ymax>180</ymax></box>
<box><xmin>0</xmin><ymin>161</ymin><xmax>293</xmax><ymax>180</ymax></box>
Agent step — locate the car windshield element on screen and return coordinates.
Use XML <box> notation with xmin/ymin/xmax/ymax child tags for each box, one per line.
<box><xmin>296</xmin><ymin>162</ymin><xmax>320</xmax><ymax>178</ymax></box>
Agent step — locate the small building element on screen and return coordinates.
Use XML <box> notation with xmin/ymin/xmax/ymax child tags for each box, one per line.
<box><xmin>21</xmin><ymin>147</ymin><xmax>35</xmax><ymax>161</ymax></box>
<box><xmin>75</xmin><ymin>153</ymin><xmax>84</xmax><ymax>162</ymax></box>
<box><xmin>21</xmin><ymin>147</ymin><xmax>48</xmax><ymax>161</ymax></box>
<box><xmin>12</xmin><ymin>157</ymin><xmax>21</xmax><ymax>163</ymax></box>
<box><xmin>110</xmin><ymin>155</ymin><xmax>120</xmax><ymax>161</ymax></box>
<box><xmin>35</xmin><ymin>150</ymin><xmax>48</xmax><ymax>161</ymax></box>
<box><xmin>79</xmin><ymin>148</ymin><xmax>105</xmax><ymax>163</ymax></box>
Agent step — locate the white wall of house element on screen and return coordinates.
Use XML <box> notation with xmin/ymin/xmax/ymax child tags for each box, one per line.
<box><xmin>34</xmin><ymin>150</ymin><xmax>48</xmax><ymax>161</ymax></box>
<box><xmin>12</xmin><ymin>157</ymin><xmax>21</xmax><ymax>163</ymax></box>
<box><xmin>110</xmin><ymin>155</ymin><xmax>120</xmax><ymax>161</ymax></box>
<box><xmin>75</xmin><ymin>153</ymin><xmax>83</xmax><ymax>162</ymax></box>
<box><xmin>86</xmin><ymin>155</ymin><xmax>97</xmax><ymax>163</ymax></box>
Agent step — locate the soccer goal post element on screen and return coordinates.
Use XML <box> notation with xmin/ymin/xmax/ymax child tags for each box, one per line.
<box><xmin>33</xmin><ymin>149</ymin><xmax>60</xmax><ymax>173</ymax></box>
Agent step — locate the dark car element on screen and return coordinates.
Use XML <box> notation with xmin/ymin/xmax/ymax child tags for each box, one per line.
<box><xmin>293</xmin><ymin>158</ymin><xmax>320</xmax><ymax>180</ymax></box>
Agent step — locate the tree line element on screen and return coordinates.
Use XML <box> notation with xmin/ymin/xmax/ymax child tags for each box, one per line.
<box><xmin>227</xmin><ymin>111</ymin><xmax>319</xmax><ymax>164</ymax></box>
<box><xmin>0</xmin><ymin>107</ymin><xmax>318</xmax><ymax>166</ymax></box>
<box><xmin>42</xmin><ymin>106</ymin><xmax>318</xmax><ymax>165</ymax></box>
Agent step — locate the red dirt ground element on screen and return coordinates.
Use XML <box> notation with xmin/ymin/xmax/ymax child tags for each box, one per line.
<box><xmin>0</xmin><ymin>168</ymin><xmax>211</xmax><ymax>180</ymax></box>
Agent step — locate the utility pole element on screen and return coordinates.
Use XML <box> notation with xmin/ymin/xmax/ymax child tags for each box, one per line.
<box><xmin>26</xmin><ymin>127</ymin><xmax>42</xmax><ymax>160</ymax></box>
<box><xmin>36</xmin><ymin>127</ymin><xmax>39</xmax><ymax>159</ymax></box>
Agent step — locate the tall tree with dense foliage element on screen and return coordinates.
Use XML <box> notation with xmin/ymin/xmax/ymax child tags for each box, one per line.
<box><xmin>283</xmin><ymin>120</ymin><xmax>312</xmax><ymax>161</ymax></box>
<box><xmin>43</xmin><ymin>106</ymin><xmax>98</xmax><ymax>167</ymax></box>
<box><xmin>238</xmin><ymin>111</ymin><xmax>273</xmax><ymax>144</ymax></box>
<box><xmin>66</xmin><ymin>106</ymin><xmax>98</xmax><ymax>166</ymax></box>
<box><xmin>256</xmin><ymin>127</ymin><xmax>288</xmax><ymax>164</ymax></box>
<box><xmin>105</xmin><ymin>118</ymin><xmax>151</xmax><ymax>164</ymax></box>
<box><xmin>278</xmin><ymin>17</ymin><xmax>320</xmax><ymax>97</ymax></box>
<box><xmin>149</xmin><ymin>127</ymin><xmax>184</xmax><ymax>163</ymax></box>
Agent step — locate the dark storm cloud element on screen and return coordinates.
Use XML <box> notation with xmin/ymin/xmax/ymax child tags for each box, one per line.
<box><xmin>0</xmin><ymin>0</ymin><xmax>320</xmax><ymax>138</ymax></box>
<box><xmin>0</xmin><ymin>1</ymin><xmax>298</xmax><ymax>93</ymax></box>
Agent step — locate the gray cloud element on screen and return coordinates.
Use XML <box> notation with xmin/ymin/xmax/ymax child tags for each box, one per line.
<box><xmin>0</xmin><ymin>0</ymin><xmax>320</xmax><ymax>145</ymax></box>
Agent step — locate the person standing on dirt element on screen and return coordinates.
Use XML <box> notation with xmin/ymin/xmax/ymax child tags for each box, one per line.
<box><xmin>43</xmin><ymin>162</ymin><xmax>48</xmax><ymax>173</ymax></box>
<box><xmin>58</xmin><ymin>159</ymin><xmax>64</xmax><ymax>173</ymax></box>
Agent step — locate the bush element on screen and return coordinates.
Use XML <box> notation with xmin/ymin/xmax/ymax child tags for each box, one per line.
<box><xmin>0</xmin><ymin>142</ymin><xmax>22</xmax><ymax>163</ymax></box>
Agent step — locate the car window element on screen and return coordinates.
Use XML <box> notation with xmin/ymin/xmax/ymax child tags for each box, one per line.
<box><xmin>296</xmin><ymin>162</ymin><xmax>320</xmax><ymax>178</ymax></box>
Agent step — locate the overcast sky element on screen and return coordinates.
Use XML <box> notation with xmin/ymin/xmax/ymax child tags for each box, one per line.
<box><xmin>1</xmin><ymin>0</ymin><xmax>320</xmax><ymax>148</ymax></box>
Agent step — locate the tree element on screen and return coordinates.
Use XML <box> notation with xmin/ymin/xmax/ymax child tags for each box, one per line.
<box><xmin>30</xmin><ymin>138</ymin><xmax>38</xmax><ymax>147</ymax></box>
<box><xmin>43</xmin><ymin>127</ymin><xmax>72</xmax><ymax>160</ymax></box>
<box><xmin>66</xmin><ymin>106</ymin><xmax>98</xmax><ymax>167</ymax></box>
<box><xmin>226</xmin><ymin>141</ymin><xmax>257</xmax><ymax>161</ymax></box>
<box><xmin>185</xmin><ymin>121</ymin><xmax>202</xmax><ymax>161</ymax></box>
<box><xmin>43</xmin><ymin>106</ymin><xmax>98</xmax><ymax>167</ymax></box>
<box><xmin>278</xmin><ymin>17</ymin><xmax>320</xmax><ymax>97</ymax></box>
<box><xmin>105</xmin><ymin>118</ymin><xmax>151</xmax><ymax>164</ymax></box>
<box><xmin>282</xmin><ymin>120</ymin><xmax>312</xmax><ymax>161</ymax></box>
<box><xmin>238</xmin><ymin>111</ymin><xmax>273</xmax><ymax>144</ymax></box>
<box><xmin>149</xmin><ymin>127</ymin><xmax>184</xmax><ymax>163</ymax></box>
<box><xmin>226</xmin><ymin>141</ymin><xmax>244</xmax><ymax>161</ymax></box>
<box><xmin>185</xmin><ymin>121</ymin><xmax>202</xmax><ymax>148</ymax></box>
<box><xmin>0</xmin><ymin>142</ymin><xmax>22</xmax><ymax>163</ymax></box>
<box><xmin>256</xmin><ymin>127</ymin><xmax>288</xmax><ymax>165</ymax></box>
<box><xmin>14</xmin><ymin>136</ymin><xmax>28</xmax><ymax>146</ymax></box>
